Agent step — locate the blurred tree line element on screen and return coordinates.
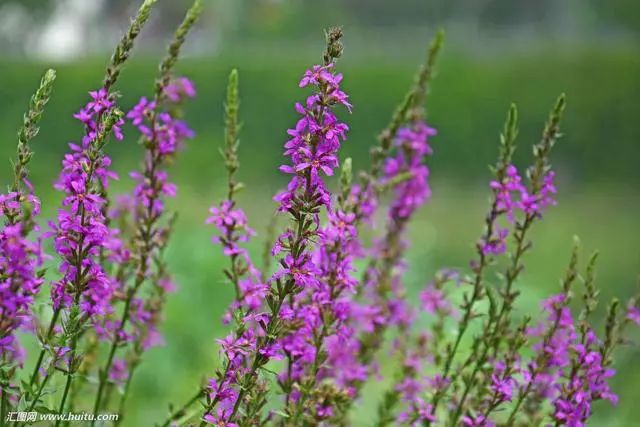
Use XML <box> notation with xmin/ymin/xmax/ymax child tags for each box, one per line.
<box><xmin>0</xmin><ymin>51</ymin><xmax>638</xmax><ymax>190</ymax></box>
<box><xmin>0</xmin><ymin>0</ymin><xmax>638</xmax><ymax>59</ymax></box>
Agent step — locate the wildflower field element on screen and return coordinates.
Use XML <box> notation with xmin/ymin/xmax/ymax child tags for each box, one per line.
<box><xmin>1</xmin><ymin>1</ymin><xmax>639</xmax><ymax>426</ymax></box>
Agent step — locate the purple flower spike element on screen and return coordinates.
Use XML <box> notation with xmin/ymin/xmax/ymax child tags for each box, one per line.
<box><xmin>49</xmin><ymin>88</ymin><xmax>124</xmax><ymax>320</ymax></box>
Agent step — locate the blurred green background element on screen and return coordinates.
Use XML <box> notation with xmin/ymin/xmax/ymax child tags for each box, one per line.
<box><xmin>1</xmin><ymin>0</ymin><xmax>639</xmax><ymax>425</ymax></box>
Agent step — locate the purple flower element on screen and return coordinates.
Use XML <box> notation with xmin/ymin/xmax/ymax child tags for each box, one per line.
<box><xmin>207</xmin><ymin>201</ymin><xmax>255</xmax><ymax>243</ymax></box>
<box><xmin>420</xmin><ymin>284</ymin><xmax>450</xmax><ymax>314</ymax></box>
<box><xmin>299</xmin><ymin>64</ymin><xmax>338</xmax><ymax>88</ymax></box>
<box><xmin>0</xmin><ymin>220</ymin><xmax>44</xmax><ymax>363</ymax></box>
<box><xmin>395</xmin><ymin>377</ymin><xmax>423</xmax><ymax>401</ymax></box>
<box><xmin>627</xmin><ymin>305</ymin><xmax>640</xmax><ymax>326</ymax></box>
<box><xmin>490</xmin><ymin>164</ymin><xmax>524</xmax><ymax>221</ymax></box>
<box><xmin>164</xmin><ymin>77</ymin><xmax>197</xmax><ymax>103</ymax></box>
<box><xmin>203</xmin><ymin>408</ymin><xmax>237</xmax><ymax>427</ymax></box>
<box><xmin>321</xmin><ymin>120</ymin><xmax>437</xmax><ymax>412</ymax></box>
<box><xmin>490</xmin><ymin>372</ymin><xmax>515</xmax><ymax>402</ymax></box>
<box><xmin>490</xmin><ymin>163</ymin><xmax>557</xmax><ymax>221</ymax></box>
<box><xmin>550</xmin><ymin>330</ymin><xmax>619</xmax><ymax>426</ymax></box>
<box><xmin>207</xmin><ymin>378</ymin><xmax>237</xmax><ymax>404</ymax></box>
<box><xmin>276</xmin><ymin>63</ymin><xmax>350</xmax><ymax>212</ymax></box>
<box><xmin>323</xmin><ymin>334</ymin><xmax>367</xmax><ymax>387</ymax></box>
<box><xmin>349</xmin><ymin>184</ymin><xmax>377</xmax><ymax>222</ymax></box>
<box><xmin>481</xmin><ymin>227</ymin><xmax>509</xmax><ymax>256</ymax></box>
<box><xmin>384</xmin><ymin>122</ymin><xmax>436</xmax><ymax>220</ymax></box>
<box><xmin>102</xmin><ymin>77</ymin><xmax>196</xmax><ymax>356</ymax></box>
<box><xmin>397</xmin><ymin>398</ymin><xmax>436</xmax><ymax>425</ymax></box>
<box><xmin>324</xmin><ymin>210</ymin><xmax>357</xmax><ymax>241</ymax></box>
<box><xmin>109</xmin><ymin>358</ymin><xmax>128</xmax><ymax>384</ymax></box>
<box><xmin>272</xmin><ymin>253</ymin><xmax>320</xmax><ymax>288</ymax></box>
<box><xmin>207</xmin><ymin>197</ymin><xmax>262</xmax><ymax>320</ymax></box>
<box><xmin>538</xmin><ymin>170</ymin><xmax>557</xmax><ymax>212</ymax></box>
<box><xmin>87</xmin><ymin>88</ymin><xmax>113</xmax><ymax>113</ymax></box>
<box><xmin>462</xmin><ymin>414</ymin><xmax>495</xmax><ymax>427</ymax></box>
<box><xmin>281</xmin><ymin>147</ymin><xmax>338</xmax><ymax>179</ymax></box>
<box><xmin>216</xmin><ymin>333</ymin><xmax>252</xmax><ymax>362</ymax></box>
<box><xmin>126</xmin><ymin>96</ymin><xmax>156</xmax><ymax>127</ymax></box>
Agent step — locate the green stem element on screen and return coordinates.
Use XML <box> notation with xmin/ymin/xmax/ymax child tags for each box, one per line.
<box><xmin>449</xmin><ymin>215</ymin><xmax>535</xmax><ymax>425</ymax></box>
<box><xmin>91</xmin><ymin>289</ymin><xmax>136</xmax><ymax>425</ymax></box>
<box><xmin>428</xmin><ymin>249</ymin><xmax>489</xmax><ymax>419</ymax></box>
<box><xmin>26</xmin><ymin>370</ymin><xmax>52</xmax><ymax>413</ymax></box>
<box><xmin>114</xmin><ymin>365</ymin><xmax>136</xmax><ymax>426</ymax></box>
<box><xmin>505</xmin><ymin>382</ymin><xmax>532</xmax><ymax>426</ymax></box>
<box><xmin>29</xmin><ymin>308</ymin><xmax>61</xmax><ymax>388</ymax></box>
<box><xmin>54</xmin><ymin>374</ymin><xmax>73</xmax><ymax>427</ymax></box>
<box><xmin>54</xmin><ymin>302</ymin><xmax>82</xmax><ymax>427</ymax></box>
<box><xmin>222</xmin><ymin>279</ymin><xmax>292</xmax><ymax>425</ymax></box>
<box><xmin>1</xmin><ymin>370</ymin><xmax>8</xmax><ymax>427</ymax></box>
<box><xmin>161</xmin><ymin>389</ymin><xmax>204</xmax><ymax>427</ymax></box>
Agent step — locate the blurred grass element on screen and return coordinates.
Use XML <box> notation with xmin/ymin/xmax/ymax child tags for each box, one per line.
<box><xmin>1</xmin><ymin>48</ymin><xmax>639</xmax><ymax>425</ymax></box>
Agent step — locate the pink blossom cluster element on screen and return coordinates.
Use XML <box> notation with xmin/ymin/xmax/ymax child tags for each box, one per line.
<box><xmin>49</xmin><ymin>88</ymin><xmax>124</xmax><ymax>318</ymax></box>
<box><xmin>0</xmin><ymin>194</ymin><xmax>44</xmax><ymax>363</ymax></box>
<box><xmin>483</xmin><ymin>165</ymin><xmax>557</xmax><ymax>256</ymax></box>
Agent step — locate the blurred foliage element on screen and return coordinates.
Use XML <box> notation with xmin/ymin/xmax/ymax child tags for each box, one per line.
<box><xmin>597</xmin><ymin>0</ymin><xmax>640</xmax><ymax>32</ymax></box>
<box><xmin>1</xmin><ymin>48</ymin><xmax>639</xmax><ymax>190</ymax></box>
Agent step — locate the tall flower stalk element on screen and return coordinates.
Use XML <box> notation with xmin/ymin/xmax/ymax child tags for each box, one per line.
<box><xmin>194</xmin><ymin>27</ymin><xmax>352</xmax><ymax>427</ymax></box>
<box><xmin>425</xmin><ymin>96</ymin><xmax>563</xmax><ymax>425</ymax></box>
<box><xmin>47</xmin><ymin>105</ymin><xmax>124</xmax><ymax>425</ymax></box>
<box><xmin>205</xmin><ymin>68</ymin><xmax>261</xmax><ymax>317</ymax></box>
<box><xmin>0</xmin><ymin>68</ymin><xmax>56</xmax><ymax>424</ymax></box>
<box><xmin>91</xmin><ymin>0</ymin><xmax>202</xmax><ymax>421</ymax></box>
<box><xmin>198</xmin><ymin>68</ymin><xmax>266</xmax><ymax>427</ymax></box>
<box><xmin>281</xmin><ymin>158</ymin><xmax>358</xmax><ymax>421</ymax></box>
<box><xmin>446</xmin><ymin>96</ymin><xmax>564</xmax><ymax>425</ymax></box>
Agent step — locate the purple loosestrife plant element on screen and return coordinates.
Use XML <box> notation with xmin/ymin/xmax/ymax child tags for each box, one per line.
<box><xmin>264</xmin><ymin>29</ymin><xmax>354</xmax><ymax>427</ymax></box>
<box><xmin>49</xmin><ymin>89</ymin><xmax>124</xmax><ymax>318</ymax></box>
<box><xmin>272</xmin><ymin>36</ymin><xmax>446</xmax><ymax>426</ymax></box>
<box><xmin>0</xmin><ymin>8</ymin><xmax>638</xmax><ymax>427</ymax></box>
<box><xmin>34</xmin><ymin>86</ymin><xmax>125</xmax><ymax>421</ymax></box>
<box><xmin>444</xmin><ymin>98</ymin><xmax>564</xmax><ymax>426</ymax></box>
<box><xmin>423</xmin><ymin>101</ymin><xmax>549</xmax><ymax>424</ymax></box>
<box><xmin>200</xmin><ymin>28</ymin><xmax>352</xmax><ymax>427</ymax></box>
<box><xmin>91</xmin><ymin>1</ymin><xmax>202</xmax><ymax>422</ymax></box>
<box><xmin>340</xmin><ymin>118</ymin><xmax>438</xmax><ymax>425</ymax></box>
<box><xmin>157</xmin><ymin>28</ymin><xmax>351</xmax><ymax>427</ymax></box>
<box><xmin>206</xmin><ymin>70</ymin><xmax>262</xmax><ymax>320</ymax></box>
<box><xmin>200</xmin><ymin>69</ymin><xmax>266</xmax><ymax>427</ymax></box>
<box><xmin>0</xmin><ymin>69</ymin><xmax>56</xmax><ymax>422</ymax></box>
<box><xmin>47</xmin><ymin>99</ymin><xmax>124</xmax><ymax>419</ymax></box>
<box><xmin>91</xmin><ymin>74</ymin><xmax>196</xmax><ymax>418</ymax></box>
<box><xmin>275</xmin><ymin>157</ymin><xmax>360</xmax><ymax>424</ymax></box>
